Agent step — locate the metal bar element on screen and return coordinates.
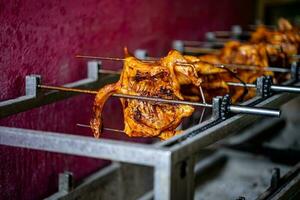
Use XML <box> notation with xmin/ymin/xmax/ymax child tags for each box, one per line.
<box><xmin>229</xmin><ymin>105</ymin><xmax>280</xmax><ymax>117</ymax></box>
<box><xmin>76</xmin><ymin>55</ymin><xmax>157</xmax><ymax>63</ymax></box>
<box><xmin>228</xmin><ymin>82</ymin><xmax>300</xmax><ymax>94</ymax></box>
<box><xmin>181</xmin><ymin>40</ymin><xmax>226</xmax><ymax>46</ymax></box>
<box><xmin>154</xmin><ymin>159</ymin><xmax>172</xmax><ymax>200</ymax></box>
<box><xmin>271</xmin><ymin>85</ymin><xmax>300</xmax><ymax>93</ymax></box>
<box><xmin>227</xmin><ymin>82</ymin><xmax>256</xmax><ymax>88</ymax></box>
<box><xmin>76</xmin><ymin>55</ymin><xmax>126</xmax><ymax>61</ymax></box>
<box><xmin>76</xmin><ymin>123</ymin><xmax>124</xmax><ymax>133</ymax></box>
<box><xmin>0</xmin><ymin>126</ymin><xmax>168</xmax><ymax>167</ymax></box>
<box><xmin>99</xmin><ymin>69</ymin><xmax>122</xmax><ymax>74</ymax></box>
<box><xmin>38</xmin><ymin>84</ymin><xmax>213</xmax><ymax>108</ymax></box>
<box><xmin>113</xmin><ymin>94</ymin><xmax>212</xmax><ymax>108</ymax></box>
<box><xmin>39</xmin><ymin>84</ymin><xmax>280</xmax><ymax>117</ymax></box>
<box><xmin>183</xmin><ymin>46</ymin><xmax>220</xmax><ymax>54</ymax></box>
<box><xmin>211</xmin><ymin>63</ymin><xmax>290</xmax><ymax>73</ymax></box>
<box><xmin>176</xmin><ymin>61</ymin><xmax>290</xmax><ymax>73</ymax></box>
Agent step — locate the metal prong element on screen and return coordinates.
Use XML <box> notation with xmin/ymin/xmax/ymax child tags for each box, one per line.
<box><xmin>99</xmin><ymin>69</ymin><xmax>121</xmax><ymax>75</ymax></box>
<box><xmin>199</xmin><ymin>86</ymin><xmax>207</xmax><ymax>123</ymax></box>
<box><xmin>76</xmin><ymin>55</ymin><xmax>156</xmax><ymax>63</ymax></box>
<box><xmin>38</xmin><ymin>84</ymin><xmax>212</xmax><ymax>108</ymax></box>
<box><xmin>177</xmin><ymin>60</ymin><xmax>291</xmax><ymax>73</ymax></box>
<box><xmin>227</xmin><ymin>82</ymin><xmax>256</xmax><ymax>88</ymax></box>
<box><xmin>76</xmin><ymin>55</ymin><xmax>125</xmax><ymax>61</ymax></box>
<box><xmin>76</xmin><ymin>123</ymin><xmax>124</xmax><ymax>133</ymax></box>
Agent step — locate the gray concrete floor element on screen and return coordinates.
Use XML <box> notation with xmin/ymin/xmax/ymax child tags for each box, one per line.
<box><xmin>194</xmin><ymin>150</ymin><xmax>291</xmax><ymax>200</ymax></box>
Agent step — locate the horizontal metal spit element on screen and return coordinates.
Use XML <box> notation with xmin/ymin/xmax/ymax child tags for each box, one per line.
<box><xmin>38</xmin><ymin>84</ymin><xmax>281</xmax><ymax>118</ymax></box>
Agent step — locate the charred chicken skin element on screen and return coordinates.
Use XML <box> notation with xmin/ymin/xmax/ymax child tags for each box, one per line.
<box><xmin>90</xmin><ymin>50</ymin><xmax>201</xmax><ymax>140</ymax></box>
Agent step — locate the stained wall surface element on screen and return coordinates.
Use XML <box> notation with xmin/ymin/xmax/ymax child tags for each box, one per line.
<box><xmin>0</xmin><ymin>0</ymin><xmax>254</xmax><ymax>199</ymax></box>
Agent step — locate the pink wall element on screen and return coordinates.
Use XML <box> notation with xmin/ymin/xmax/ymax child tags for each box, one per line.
<box><xmin>0</xmin><ymin>0</ymin><xmax>254</xmax><ymax>199</ymax></box>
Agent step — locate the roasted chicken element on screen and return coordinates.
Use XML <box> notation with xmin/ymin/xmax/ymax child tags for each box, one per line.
<box><xmin>90</xmin><ymin>18</ymin><xmax>299</xmax><ymax>140</ymax></box>
<box><xmin>251</xmin><ymin>18</ymin><xmax>300</xmax><ymax>67</ymax></box>
<box><xmin>179</xmin><ymin>41</ymin><xmax>273</xmax><ymax>103</ymax></box>
<box><xmin>90</xmin><ymin>50</ymin><xmax>202</xmax><ymax>140</ymax></box>
<box><xmin>183</xmin><ymin>54</ymin><xmax>230</xmax><ymax>102</ymax></box>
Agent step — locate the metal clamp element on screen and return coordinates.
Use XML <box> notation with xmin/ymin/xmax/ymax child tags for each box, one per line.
<box><xmin>212</xmin><ymin>94</ymin><xmax>280</xmax><ymax>119</ymax></box>
<box><xmin>212</xmin><ymin>95</ymin><xmax>231</xmax><ymax>120</ymax></box>
<box><xmin>256</xmin><ymin>76</ymin><xmax>273</xmax><ymax>98</ymax></box>
<box><xmin>220</xmin><ymin>94</ymin><xmax>231</xmax><ymax>120</ymax></box>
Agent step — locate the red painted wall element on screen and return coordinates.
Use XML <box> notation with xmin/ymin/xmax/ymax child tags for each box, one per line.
<box><xmin>0</xmin><ymin>0</ymin><xmax>254</xmax><ymax>199</ymax></box>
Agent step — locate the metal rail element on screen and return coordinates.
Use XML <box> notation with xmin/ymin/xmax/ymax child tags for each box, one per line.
<box><xmin>0</xmin><ymin>61</ymin><xmax>119</xmax><ymax>119</ymax></box>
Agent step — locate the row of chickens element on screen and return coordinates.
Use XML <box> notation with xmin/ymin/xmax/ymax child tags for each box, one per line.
<box><xmin>90</xmin><ymin>18</ymin><xmax>300</xmax><ymax>140</ymax></box>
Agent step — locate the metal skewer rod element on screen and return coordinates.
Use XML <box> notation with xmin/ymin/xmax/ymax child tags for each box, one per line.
<box><xmin>38</xmin><ymin>85</ymin><xmax>212</xmax><ymax>108</ymax></box>
<box><xmin>76</xmin><ymin>55</ymin><xmax>157</xmax><ymax>62</ymax></box>
<box><xmin>227</xmin><ymin>82</ymin><xmax>300</xmax><ymax>93</ymax></box>
<box><xmin>214</xmin><ymin>63</ymin><xmax>291</xmax><ymax>73</ymax></box>
<box><xmin>99</xmin><ymin>69</ymin><xmax>122</xmax><ymax>74</ymax></box>
<box><xmin>183</xmin><ymin>47</ymin><xmax>221</xmax><ymax>54</ymax></box>
<box><xmin>38</xmin><ymin>84</ymin><xmax>280</xmax><ymax>117</ymax></box>
<box><xmin>176</xmin><ymin>61</ymin><xmax>291</xmax><ymax>73</ymax></box>
<box><xmin>76</xmin><ymin>123</ymin><xmax>124</xmax><ymax>133</ymax></box>
<box><xmin>180</xmin><ymin>40</ymin><xmax>226</xmax><ymax>46</ymax></box>
<box><xmin>76</xmin><ymin>55</ymin><xmax>125</xmax><ymax>61</ymax></box>
<box><xmin>227</xmin><ymin>82</ymin><xmax>256</xmax><ymax>88</ymax></box>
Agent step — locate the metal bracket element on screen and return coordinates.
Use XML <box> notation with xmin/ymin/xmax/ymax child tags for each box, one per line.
<box><xmin>25</xmin><ymin>75</ymin><xmax>41</xmax><ymax>97</ymax></box>
<box><xmin>212</xmin><ymin>95</ymin><xmax>231</xmax><ymax>120</ymax></box>
<box><xmin>231</xmin><ymin>25</ymin><xmax>242</xmax><ymax>40</ymax></box>
<box><xmin>212</xmin><ymin>96</ymin><xmax>222</xmax><ymax>119</ymax></box>
<box><xmin>172</xmin><ymin>40</ymin><xmax>184</xmax><ymax>52</ymax></box>
<box><xmin>256</xmin><ymin>76</ymin><xmax>273</xmax><ymax>98</ymax></box>
<box><xmin>134</xmin><ymin>49</ymin><xmax>149</xmax><ymax>60</ymax></box>
<box><xmin>59</xmin><ymin>171</ymin><xmax>74</xmax><ymax>193</ymax></box>
<box><xmin>220</xmin><ymin>94</ymin><xmax>231</xmax><ymax>120</ymax></box>
<box><xmin>291</xmin><ymin>61</ymin><xmax>300</xmax><ymax>82</ymax></box>
<box><xmin>87</xmin><ymin>60</ymin><xmax>101</xmax><ymax>80</ymax></box>
<box><xmin>270</xmin><ymin>168</ymin><xmax>281</xmax><ymax>190</ymax></box>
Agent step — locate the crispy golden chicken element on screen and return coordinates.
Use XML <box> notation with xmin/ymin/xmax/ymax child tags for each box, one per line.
<box><xmin>251</xmin><ymin>18</ymin><xmax>300</xmax><ymax>45</ymax></box>
<box><xmin>218</xmin><ymin>41</ymin><xmax>274</xmax><ymax>101</ymax></box>
<box><xmin>90</xmin><ymin>50</ymin><xmax>201</xmax><ymax>140</ymax></box>
<box><xmin>251</xmin><ymin>18</ymin><xmax>300</xmax><ymax>66</ymax></box>
<box><xmin>180</xmin><ymin>41</ymin><xmax>273</xmax><ymax>103</ymax></box>
<box><xmin>183</xmin><ymin>54</ymin><xmax>230</xmax><ymax>102</ymax></box>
